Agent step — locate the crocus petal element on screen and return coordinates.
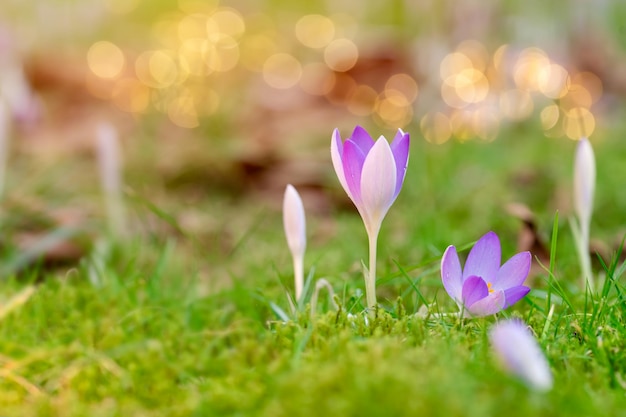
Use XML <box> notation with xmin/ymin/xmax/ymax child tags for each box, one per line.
<box><xmin>493</xmin><ymin>251</ymin><xmax>531</xmax><ymax>290</ymax></box>
<box><xmin>359</xmin><ymin>137</ymin><xmax>397</xmax><ymax>234</ymax></box>
<box><xmin>330</xmin><ymin>129</ymin><xmax>350</xmax><ymax>196</ymax></box>
<box><xmin>462</xmin><ymin>276</ymin><xmax>489</xmax><ymax>307</ymax></box>
<box><xmin>503</xmin><ymin>286</ymin><xmax>530</xmax><ymax>308</ymax></box>
<box><xmin>489</xmin><ymin>320</ymin><xmax>553</xmax><ymax>391</ymax></box>
<box><xmin>573</xmin><ymin>138</ymin><xmax>595</xmax><ymax>224</ymax></box>
<box><xmin>467</xmin><ymin>290</ymin><xmax>505</xmax><ymax>317</ymax></box>
<box><xmin>349</xmin><ymin>125</ymin><xmax>375</xmax><ymax>154</ymax></box>
<box><xmin>441</xmin><ymin>245</ymin><xmax>463</xmax><ymax>302</ymax></box>
<box><xmin>390</xmin><ymin>129</ymin><xmax>410</xmax><ymax>198</ymax></box>
<box><xmin>342</xmin><ymin>139</ymin><xmax>368</xmax><ymax>204</ymax></box>
<box><xmin>283</xmin><ymin>184</ymin><xmax>306</xmax><ymax>258</ymax></box>
<box><xmin>463</xmin><ymin>231</ymin><xmax>501</xmax><ymax>282</ymax></box>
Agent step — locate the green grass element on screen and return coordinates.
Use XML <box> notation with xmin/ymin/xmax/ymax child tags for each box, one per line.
<box><xmin>1</xmin><ymin>122</ymin><xmax>625</xmax><ymax>416</ymax></box>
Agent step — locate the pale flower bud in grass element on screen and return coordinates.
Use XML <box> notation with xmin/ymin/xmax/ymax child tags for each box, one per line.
<box><xmin>573</xmin><ymin>137</ymin><xmax>595</xmax><ymax>290</ymax></box>
<box><xmin>574</xmin><ymin>138</ymin><xmax>595</xmax><ymax>227</ymax></box>
<box><xmin>283</xmin><ymin>184</ymin><xmax>306</xmax><ymax>301</ymax></box>
<box><xmin>490</xmin><ymin>320</ymin><xmax>553</xmax><ymax>392</ymax></box>
<box><xmin>96</xmin><ymin>123</ymin><xmax>126</xmax><ymax>237</ymax></box>
<box><xmin>1</xmin><ymin>63</ymin><xmax>40</xmax><ymax>128</ymax></box>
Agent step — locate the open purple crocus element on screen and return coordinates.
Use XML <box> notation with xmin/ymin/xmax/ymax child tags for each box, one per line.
<box><xmin>441</xmin><ymin>231</ymin><xmax>531</xmax><ymax>317</ymax></box>
<box><xmin>331</xmin><ymin>125</ymin><xmax>409</xmax><ymax>308</ymax></box>
<box><xmin>331</xmin><ymin>125</ymin><xmax>409</xmax><ymax>237</ymax></box>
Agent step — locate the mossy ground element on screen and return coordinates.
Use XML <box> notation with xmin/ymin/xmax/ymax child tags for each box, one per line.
<box><xmin>0</xmin><ymin>119</ymin><xmax>625</xmax><ymax>416</ymax></box>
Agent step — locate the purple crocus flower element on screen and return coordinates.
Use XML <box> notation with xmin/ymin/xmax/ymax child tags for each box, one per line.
<box><xmin>331</xmin><ymin>126</ymin><xmax>410</xmax><ymax>237</ymax></box>
<box><xmin>441</xmin><ymin>231</ymin><xmax>531</xmax><ymax>317</ymax></box>
<box><xmin>331</xmin><ymin>126</ymin><xmax>409</xmax><ymax>308</ymax></box>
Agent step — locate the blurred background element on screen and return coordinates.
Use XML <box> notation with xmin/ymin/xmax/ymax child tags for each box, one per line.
<box><xmin>1</xmin><ymin>0</ymin><xmax>625</xmax><ymax>285</ymax></box>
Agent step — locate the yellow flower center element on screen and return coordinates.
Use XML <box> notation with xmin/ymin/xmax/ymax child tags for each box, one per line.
<box><xmin>487</xmin><ymin>282</ymin><xmax>494</xmax><ymax>293</ymax></box>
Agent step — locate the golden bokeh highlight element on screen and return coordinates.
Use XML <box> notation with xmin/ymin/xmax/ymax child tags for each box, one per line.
<box><xmin>540</xmin><ymin>104</ymin><xmax>560</xmax><ymax>130</ymax></box>
<box><xmin>87</xmin><ymin>41</ymin><xmax>125</xmax><ymax>79</ymax></box>
<box><xmin>84</xmin><ymin>8</ymin><xmax>606</xmax><ymax>135</ymax></box>
<box><xmin>538</xmin><ymin>63</ymin><xmax>569</xmax><ymax>99</ymax></box>
<box><xmin>451</xmin><ymin>68</ymin><xmax>489</xmax><ymax>104</ymax></box>
<box><xmin>430</xmin><ymin>40</ymin><xmax>604</xmax><ymax>143</ymax></box>
<box><xmin>441</xmin><ymin>82</ymin><xmax>468</xmax><ymax>109</ymax></box>
<box><xmin>178</xmin><ymin>13</ymin><xmax>210</xmax><ymax>41</ymax></box>
<box><xmin>456</xmin><ymin>40</ymin><xmax>489</xmax><ymax>72</ymax></box>
<box><xmin>385</xmin><ymin>73</ymin><xmax>419</xmax><ymax>103</ymax></box>
<box><xmin>346</xmin><ymin>84</ymin><xmax>377</xmax><ymax>116</ymax></box>
<box><xmin>513</xmin><ymin>47</ymin><xmax>550</xmax><ymax>92</ymax></box>
<box><xmin>135</xmin><ymin>50</ymin><xmax>180</xmax><ymax>89</ymax></box>
<box><xmin>324</xmin><ymin>39</ymin><xmax>358</xmax><ymax>72</ymax></box>
<box><xmin>263</xmin><ymin>53</ymin><xmax>302</xmax><ymax>89</ymax></box>
<box><xmin>571</xmin><ymin>72</ymin><xmax>602</xmax><ymax>103</ymax></box>
<box><xmin>112</xmin><ymin>78</ymin><xmax>150</xmax><ymax>113</ymax></box>
<box><xmin>178</xmin><ymin>38</ymin><xmax>211</xmax><ymax>76</ymax></box>
<box><xmin>295</xmin><ymin>14</ymin><xmax>336</xmax><ymax>49</ymax></box>
<box><xmin>204</xmin><ymin>35</ymin><xmax>240</xmax><ymax>72</ymax></box>
<box><xmin>151</xmin><ymin>17</ymin><xmax>180</xmax><ymax>50</ymax></box>
<box><xmin>499</xmin><ymin>89</ymin><xmax>533</xmax><ymax>121</ymax></box>
<box><xmin>207</xmin><ymin>8</ymin><xmax>246</xmax><ymax>39</ymax></box>
<box><xmin>325</xmin><ymin>73</ymin><xmax>357</xmax><ymax>105</ymax></box>
<box><xmin>440</xmin><ymin>52</ymin><xmax>473</xmax><ymax>80</ymax></box>
<box><xmin>492</xmin><ymin>44</ymin><xmax>508</xmax><ymax>73</ymax></box>
<box><xmin>374</xmin><ymin>90</ymin><xmax>413</xmax><ymax>128</ymax></box>
<box><xmin>472</xmin><ymin>107</ymin><xmax>500</xmax><ymax>142</ymax></box>
<box><xmin>167</xmin><ymin>92</ymin><xmax>200</xmax><ymax>128</ymax></box>
<box><xmin>300</xmin><ymin>63</ymin><xmax>336</xmax><ymax>96</ymax></box>
<box><xmin>562</xmin><ymin>107</ymin><xmax>595</xmax><ymax>140</ymax></box>
<box><xmin>240</xmin><ymin>34</ymin><xmax>276</xmax><ymax>72</ymax></box>
<box><xmin>561</xmin><ymin>83</ymin><xmax>593</xmax><ymax>109</ymax></box>
<box><xmin>421</xmin><ymin>112</ymin><xmax>452</xmax><ymax>144</ymax></box>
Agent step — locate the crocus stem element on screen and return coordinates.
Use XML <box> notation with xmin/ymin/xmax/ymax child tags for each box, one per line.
<box><xmin>578</xmin><ymin>221</ymin><xmax>594</xmax><ymax>292</ymax></box>
<box><xmin>366</xmin><ymin>228</ymin><xmax>379</xmax><ymax>310</ymax></box>
<box><xmin>293</xmin><ymin>254</ymin><xmax>304</xmax><ymax>302</ymax></box>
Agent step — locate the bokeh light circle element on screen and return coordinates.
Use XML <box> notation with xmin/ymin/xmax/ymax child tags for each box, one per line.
<box><xmin>324</xmin><ymin>39</ymin><xmax>358</xmax><ymax>72</ymax></box>
<box><xmin>88</xmin><ymin>41</ymin><xmax>125</xmax><ymax>79</ymax></box>
<box><xmin>295</xmin><ymin>14</ymin><xmax>335</xmax><ymax>49</ymax></box>
<box><xmin>263</xmin><ymin>53</ymin><xmax>302</xmax><ymax>89</ymax></box>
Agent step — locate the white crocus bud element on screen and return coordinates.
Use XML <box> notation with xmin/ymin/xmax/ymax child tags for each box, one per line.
<box><xmin>574</xmin><ymin>138</ymin><xmax>595</xmax><ymax>229</ymax></box>
<box><xmin>573</xmin><ymin>137</ymin><xmax>595</xmax><ymax>290</ymax></box>
<box><xmin>96</xmin><ymin>123</ymin><xmax>126</xmax><ymax>237</ymax></box>
<box><xmin>283</xmin><ymin>184</ymin><xmax>306</xmax><ymax>301</ymax></box>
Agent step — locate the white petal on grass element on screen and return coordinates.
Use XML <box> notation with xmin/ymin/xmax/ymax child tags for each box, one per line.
<box><xmin>573</xmin><ymin>138</ymin><xmax>595</xmax><ymax>225</ymax></box>
<box><xmin>359</xmin><ymin>137</ymin><xmax>397</xmax><ymax>235</ymax></box>
<box><xmin>490</xmin><ymin>320</ymin><xmax>553</xmax><ymax>391</ymax></box>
